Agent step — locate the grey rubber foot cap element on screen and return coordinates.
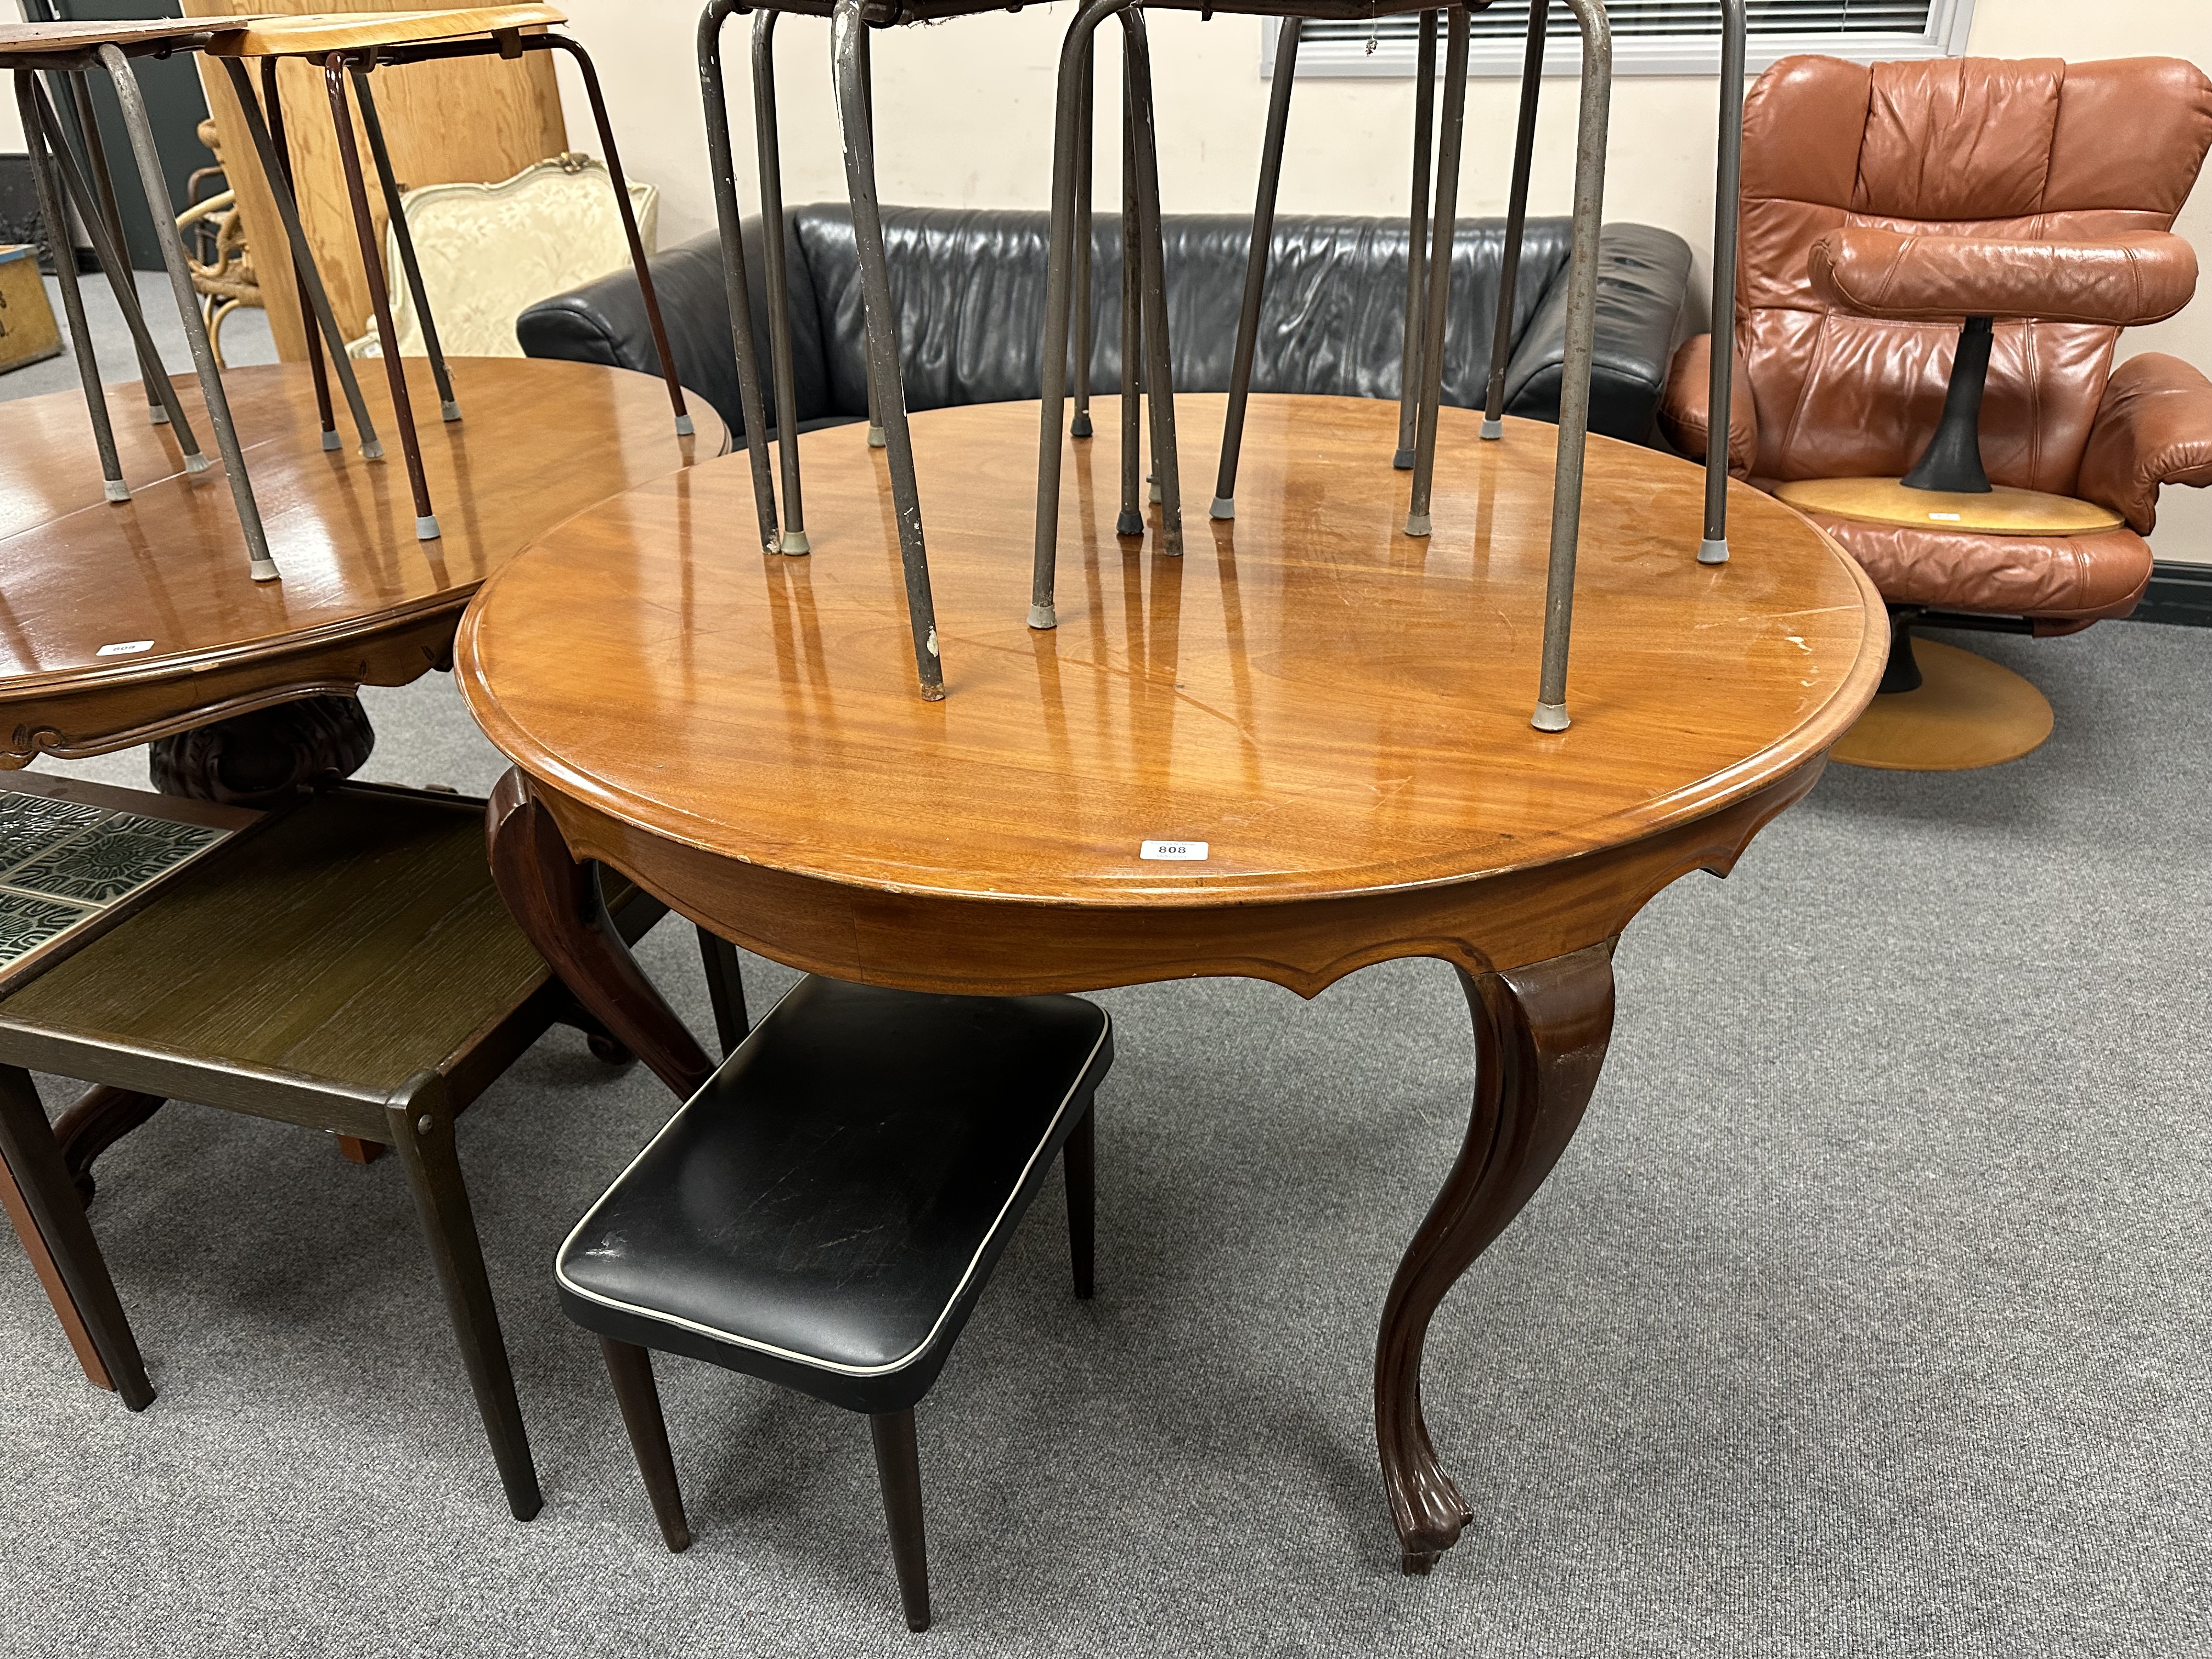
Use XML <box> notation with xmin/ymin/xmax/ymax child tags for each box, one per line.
<box><xmin>1071</xmin><ymin>413</ymin><xmax>1093</xmax><ymax>438</ymax></box>
<box><xmin>780</xmin><ymin>528</ymin><xmax>811</xmax><ymax>555</ymax></box>
<box><xmin>1697</xmin><ymin>538</ymin><xmax>1730</xmax><ymax>566</ymax></box>
<box><xmin>321</xmin><ymin>430</ymin><xmax>342</xmax><ymax>452</ymax></box>
<box><xmin>1530</xmin><ymin>702</ymin><xmax>1572</xmax><ymax>733</ymax></box>
<box><xmin>149</xmin><ymin>406</ymin><xmax>170</xmax><ymax>426</ymax></box>
<box><xmin>1149</xmin><ymin>481</ymin><xmax>1163</xmax><ymax>504</ymax></box>
<box><xmin>104</xmin><ymin>479</ymin><xmax>131</xmax><ymax>504</ymax></box>
<box><xmin>1116</xmin><ymin>511</ymin><xmax>1144</xmax><ymax>537</ymax></box>
<box><xmin>1392</xmin><ymin>448</ymin><xmax>1415</xmax><ymax>470</ymax></box>
<box><xmin>416</xmin><ymin>514</ymin><xmax>442</xmax><ymax>541</ymax></box>
<box><xmin>362</xmin><ymin>440</ymin><xmax>386</xmax><ymax>460</ymax></box>
<box><xmin>675</xmin><ymin>413</ymin><xmax>696</xmax><ymax>437</ymax></box>
<box><xmin>1480</xmin><ymin>417</ymin><xmax>1504</xmax><ymax>441</ymax></box>
<box><xmin>1028</xmin><ymin>602</ymin><xmax>1057</xmax><ymax>630</ymax></box>
<box><xmin>867</xmin><ymin>425</ymin><xmax>887</xmax><ymax>449</ymax></box>
<box><xmin>184</xmin><ymin>454</ymin><xmax>212</xmax><ymax>475</ymax></box>
<box><xmin>1209</xmin><ymin>496</ymin><xmax>1235</xmax><ymax>520</ymax></box>
<box><xmin>441</xmin><ymin>400</ymin><xmax>462</xmax><ymax>423</ymax></box>
<box><xmin>249</xmin><ymin>558</ymin><xmax>281</xmax><ymax>583</ymax></box>
<box><xmin>1404</xmin><ymin>514</ymin><xmax>1432</xmax><ymax>538</ymax></box>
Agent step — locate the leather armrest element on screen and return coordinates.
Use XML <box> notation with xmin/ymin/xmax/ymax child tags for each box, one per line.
<box><xmin>1808</xmin><ymin>227</ymin><xmax>2198</xmax><ymax>326</ymax></box>
<box><xmin>2077</xmin><ymin>352</ymin><xmax>2212</xmax><ymax>535</ymax></box>
<box><xmin>1656</xmin><ymin>333</ymin><xmax>1757</xmax><ymax>478</ymax></box>
<box><xmin>1502</xmin><ymin>222</ymin><xmax>1693</xmax><ymax>442</ymax></box>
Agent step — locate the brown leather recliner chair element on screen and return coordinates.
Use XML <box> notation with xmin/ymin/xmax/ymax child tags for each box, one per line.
<box><xmin>1661</xmin><ymin>54</ymin><xmax>2212</xmax><ymax>767</ymax></box>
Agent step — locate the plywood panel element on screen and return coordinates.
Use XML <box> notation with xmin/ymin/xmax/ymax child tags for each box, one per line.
<box><xmin>182</xmin><ymin>1</ymin><xmax>567</xmax><ymax>360</ymax></box>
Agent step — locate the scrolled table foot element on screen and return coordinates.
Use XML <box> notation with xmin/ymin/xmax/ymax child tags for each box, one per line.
<box><xmin>1375</xmin><ymin>940</ymin><xmax>1616</xmax><ymax>1571</ymax></box>
<box><xmin>148</xmin><ymin>693</ymin><xmax>374</xmax><ymax>806</ymax></box>
<box><xmin>485</xmin><ymin>769</ymin><xmax>714</xmax><ymax>1100</ymax></box>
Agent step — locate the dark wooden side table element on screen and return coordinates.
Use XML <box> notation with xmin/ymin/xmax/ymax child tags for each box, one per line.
<box><xmin>455</xmin><ymin>391</ymin><xmax>1887</xmax><ymax>1571</ymax></box>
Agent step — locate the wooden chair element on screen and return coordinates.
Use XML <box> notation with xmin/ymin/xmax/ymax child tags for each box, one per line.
<box><xmin>556</xmin><ymin>975</ymin><xmax>1111</xmax><ymax>1631</ymax></box>
<box><xmin>0</xmin><ymin>777</ymin><xmax>665</xmax><ymax>1521</ymax></box>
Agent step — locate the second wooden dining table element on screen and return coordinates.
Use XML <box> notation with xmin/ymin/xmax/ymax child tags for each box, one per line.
<box><xmin>455</xmin><ymin>390</ymin><xmax>1886</xmax><ymax>1573</ymax></box>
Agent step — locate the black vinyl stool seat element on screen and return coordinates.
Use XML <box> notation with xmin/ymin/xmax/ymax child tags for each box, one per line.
<box><xmin>557</xmin><ymin>974</ymin><xmax>1111</xmax><ymax>1632</ymax></box>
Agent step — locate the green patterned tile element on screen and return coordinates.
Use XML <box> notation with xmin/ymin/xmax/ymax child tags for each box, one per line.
<box><xmin>0</xmin><ymin>792</ymin><xmax>110</xmax><ymax>881</ymax></box>
<box><xmin>2</xmin><ymin>813</ymin><xmax>225</xmax><ymax>905</ymax></box>
<box><xmin>0</xmin><ymin>891</ymin><xmax>97</xmax><ymax>968</ymax></box>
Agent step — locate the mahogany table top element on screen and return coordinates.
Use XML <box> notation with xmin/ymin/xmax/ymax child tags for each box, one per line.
<box><xmin>0</xmin><ymin>358</ymin><xmax>720</xmax><ymax>765</ymax></box>
<box><xmin>459</xmin><ymin>394</ymin><xmax>1884</xmax><ymax>934</ymax></box>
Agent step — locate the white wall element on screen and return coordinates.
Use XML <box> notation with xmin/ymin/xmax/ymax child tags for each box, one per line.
<box><xmin>553</xmin><ymin>0</ymin><xmax>2212</xmax><ymax>559</ymax></box>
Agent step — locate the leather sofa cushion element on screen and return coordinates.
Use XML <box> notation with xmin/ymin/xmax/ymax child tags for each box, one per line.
<box><xmin>520</xmin><ymin>205</ymin><xmax>1692</xmax><ymax>447</ymax></box>
<box><xmin>1795</xmin><ymin>507</ymin><xmax>2153</xmax><ymax>620</ymax></box>
<box><xmin>1808</xmin><ymin>227</ymin><xmax>2198</xmax><ymax>326</ymax></box>
<box><xmin>556</xmin><ymin>977</ymin><xmax>1110</xmax><ymax>1416</ymax></box>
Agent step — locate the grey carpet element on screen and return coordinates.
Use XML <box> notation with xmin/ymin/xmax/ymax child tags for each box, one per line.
<box><xmin>2</xmin><ymin>290</ymin><xmax>2208</xmax><ymax>1656</ymax></box>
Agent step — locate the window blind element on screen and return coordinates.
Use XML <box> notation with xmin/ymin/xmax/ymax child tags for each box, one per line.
<box><xmin>1283</xmin><ymin>0</ymin><xmax>1971</xmax><ymax>76</ymax></box>
<box><xmin>1305</xmin><ymin>2</ymin><xmax>1937</xmax><ymax>48</ymax></box>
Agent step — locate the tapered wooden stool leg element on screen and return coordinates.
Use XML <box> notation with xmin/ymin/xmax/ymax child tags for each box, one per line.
<box><xmin>1065</xmin><ymin>1102</ymin><xmax>1095</xmax><ymax>1300</ymax></box>
<box><xmin>870</xmin><ymin>1408</ymin><xmax>931</xmax><ymax>1632</ymax></box>
<box><xmin>600</xmin><ymin>1338</ymin><xmax>691</xmax><ymax>1552</ymax></box>
<box><xmin>696</xmin><ymin>926</ymin><xmax>751</xmax><ymax>1058</ymax></box>
<box><xmin>386</xmin><ymin>1081</ymin><xmax>540</xmax><ymax>1521</ymax></box>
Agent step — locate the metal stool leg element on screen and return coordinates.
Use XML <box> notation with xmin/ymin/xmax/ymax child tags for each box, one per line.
<box><xmin>697</xmin><ymin>1</ymin><xmax>781</xmax><ymax>554</ymax></box>
<box><xmin>63</xmin><ymin>70</ymin><xmax>166</xmax><ymax>426</ymax></box>
<box><xmin>1117</xmin><ymin>84</ymin><xmax>1143</xmax><ymax>539</ymax></box>
<box><xmin>1404</xmin><ymin>10</ymin><xmax>1468</xmax><ymax>540</ymax></box>
<box><xmin>1211</xmin><ymin>16</ymin><xmax>1298</xmax><ymax>522</ymax></box>
<box><xmin>229</xmin><ymin>58</ymin><xmax>383</xmax><ymax>459</ymax></box>
<box><xmin>16</xmin><ymin>72</ymin><xmax>127</xmax><ymax>502</ymax></box>
<box><xmin>348</xmin><ymin>68</ymin><xmax>460</xmax><ymax>423</ymax></box>
<box><xmin>1480</xmin><ymin>1</ymin><xmax>1547</xmax><ymax>441</ymax></box>
<box><xmin>1394</xmin><ymin>12</ymin><xmax>1437</xmax><ymax>470</ymax></box>
<box><xmin>858</xmin><ymin>22</ymin><xmax>884</xmax><ymax>451</ymax></box>
<box><xmin>325</xmin><ymin>53</ymin><xmax>439</xmax><ymax>542</ymax></box>
<box><xmin>1122</xmin><ymin>8</ymin><xmax>1180</xmax><ymax>556</ymax></box>
<box><xmin>1699</xmin><ymin>0</ymin><xmax>1747</xmax><ymax>567</ymax></box>
<box><xmin>99</xmin><ymin>47</ymin><xmax>277</xmax><ymax>580</ymax></box>
<box><xmin>1070</xmin><ymin>37</ymin><xmax>1096</xmax><ymax>442</ymax></box>
<box><xmin>748</xmin><ymin>9</ymin><xmax>807</xmax><ymax>551</ymax></box>
<box><xmin>28</xmin><ymin>79</ymin><xmax>202</xmax><ymax>472</ymax></box>
<box><xmin>1031</xmin><ymin>0</ymin><xmax>1128</xmax><ymax>630</ymax></box>
<box><xmin>832</xmin><ymin>0</ymin><xmax>942</xmax><ymax>698</ymax></box>
<box><xmin>546</xmin><ymin>35</ymin><xmax>691</xmax><ymax>438</ymax></box>
<box><xmin>257</xmin><ymin>58</ymin><xmax>334</xmax><ymax>449</ymax></box>
<box><xmin>1529</xmin><ymin>1</ymin><xmax>1613</xmax><ymax>733</ymax></box>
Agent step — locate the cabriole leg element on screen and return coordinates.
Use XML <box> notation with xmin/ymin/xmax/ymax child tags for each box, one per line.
<box><xmin>1377</xmin><ymin>943</ymin><xmax>1613</xmax><ymax>1573</ymax></box>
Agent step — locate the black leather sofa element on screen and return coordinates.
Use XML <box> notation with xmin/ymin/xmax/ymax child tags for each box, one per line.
<box><xmin>518</xmin><ymin>204</ymin><xmax>1694</xmax><ymax>447</ymax></box>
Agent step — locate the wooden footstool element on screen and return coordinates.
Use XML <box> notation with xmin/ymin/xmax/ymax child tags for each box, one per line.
<box><xmin>556</xmin><ymin>975</ymin><xmax>1112</xmax><ymax>1632</ymax></box>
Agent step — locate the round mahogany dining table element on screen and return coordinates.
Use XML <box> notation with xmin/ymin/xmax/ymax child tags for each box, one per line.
<box><xmin>455</xmin><ymin>392</ymin><xmax>1886</xmax><ymax>1573</ymax></box>
<box><xmin>0</xmin><ymin>357</ymin><xmax>720</xmax><ymax>777</ymax></box>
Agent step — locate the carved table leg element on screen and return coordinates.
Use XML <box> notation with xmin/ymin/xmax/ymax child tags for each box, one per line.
<box><xmin>148</xmin><ymin>693</ymin><xmax>376</xmax><ymax>808</ymax></box>
<box><xmin>485</xmin><ymin>770</ymin><xmax>714</xmax><ymax>1101</ymax></box>
<box><xmin>1377</xmin><ymin>940</ymin><xmax>1615</xmax><ymax>1574</ymax></box>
